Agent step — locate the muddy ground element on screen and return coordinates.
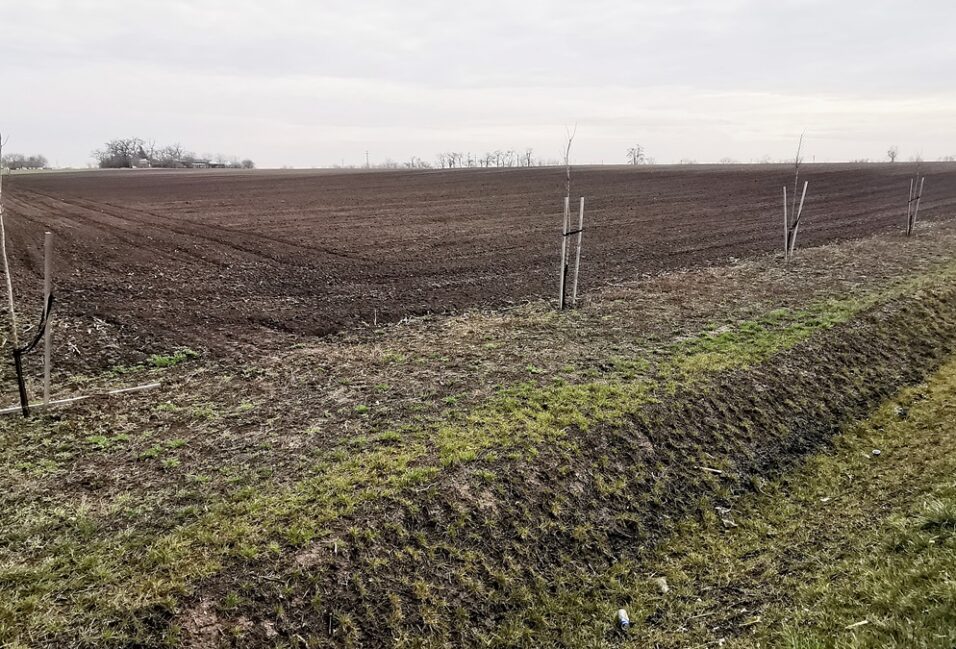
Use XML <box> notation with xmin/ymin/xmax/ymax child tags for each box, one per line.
<box><xmin>3</xmin><ymin>163</ymin><xmax>955</xmax><ymax>375</ymax></box>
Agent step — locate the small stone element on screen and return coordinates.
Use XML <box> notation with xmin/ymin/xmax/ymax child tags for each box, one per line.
<box><xmin>872</xmin><ymin>449</ymin><xmax>882</xmax><ymax>456</ymax></box>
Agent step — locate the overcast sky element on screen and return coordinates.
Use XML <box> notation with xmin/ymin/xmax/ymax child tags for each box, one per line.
<box><xmin>3</xmin><ymin>0</ymin><xmax>955</xmax><ymax>168</ymax></box>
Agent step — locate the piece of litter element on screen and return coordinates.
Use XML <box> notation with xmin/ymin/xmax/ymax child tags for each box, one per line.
<box><xmin>651</xmin><ymin>576</ymin><xmax>669</xmax><ymax>594</ymax></box>
<box><xmin>820</xmin><ymin>497</ymin><xmax>831</xmax><ymax>503</ymax></box>
<box><xmin>616</xmin><ymin>608</ymin><xmax>630</xmax><ymax>630</ymax></box>
<box><xmin>872</xmin><ymin>449</ymin><xmax>881</xmax><ymax>456</ymax></box>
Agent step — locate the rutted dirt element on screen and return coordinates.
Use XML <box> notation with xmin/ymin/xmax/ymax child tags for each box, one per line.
<box><xmin>3</xmin><ymin>164</ymin><xmax>955</xmax><ymax>367</ymax></box>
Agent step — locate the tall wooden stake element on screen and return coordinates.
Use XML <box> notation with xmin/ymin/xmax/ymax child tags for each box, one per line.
<box><xmin>789</xmin><ymin>180</ymin><xmax>808</xmax><ymax>256</ymax></box>
<box><xmin>558</xmin><ymin>196</ymin><xmax>570</xmax><ymax>309</ymax></box>
<box><xmin>910</xmin><ymin>176</ymin><xmax>925</xmax><ymax>236</ymax></box>
<box><xmin>43</xmin><ymin>231</ymin><xmax>53</xmax><ymax>405</ymax></box>
<box><xmin>0</xmin><ymin>132</ymin><xmax>18</xmax><ymax>348</ymax></box>
<box><xmin>783</xmin><ymin>185</ymin><xmax>789</xmax><ymax>261</ymax></box>
<box><xmin>906</xmin><ymin>177</ymin><xmax>915</xmax><ymax>235</ymax></box>
<box><xmin>571</xmin><ymin>197</ymin><xmax>585</xmax><ymax>306</ymax></box>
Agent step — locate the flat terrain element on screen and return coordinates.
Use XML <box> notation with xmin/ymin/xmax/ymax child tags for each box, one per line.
<box><xmin>3</xmin><ymin>222</ymin><xmax>956</xmax><ymax>648</ymax></box>
<box><xmin>4</xmin><ymin>163</ymin><xmax>956</xmax><ymax>364</ymax></box>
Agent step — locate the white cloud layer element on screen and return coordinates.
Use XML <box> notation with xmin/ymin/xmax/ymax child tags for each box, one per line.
<box><xmin>2</xmin><ymin>0</ymin><xmax>955</xmax><ymax>167</ymax></box>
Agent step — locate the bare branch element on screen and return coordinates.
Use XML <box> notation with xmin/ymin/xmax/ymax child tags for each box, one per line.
<box><xmin>564</xmin><ymin>124</ymin><xmax>577</xmax><ymax>202</ymax></box>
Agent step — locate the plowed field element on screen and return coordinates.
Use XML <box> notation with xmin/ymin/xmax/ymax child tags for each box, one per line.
<box><xmin>4</xmin><ymin>163</ymin><xmax>955</xmax><ymax>360</ymax></box>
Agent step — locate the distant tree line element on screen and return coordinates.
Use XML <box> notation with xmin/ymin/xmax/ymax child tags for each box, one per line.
<box><xmin>93</xmin><ymin>138</ymin><xmax>254</xmax><ymax>169</ymax></box>
<box><xmin>1</xmin><ymin>153</ymin><xmax>48</xmax><ymax>170</ymax></box>
<box><xmin>338</xmin><ymin>148</ymin><xmax>565</xmax><ymax>171</ymax></box>
<box><xmin>435</xmin><ymin>149</ymin><xmax>549</xmax><ymax>169</ymax></box>
<box><xmin>426</xmin><ymin>149</ymin><xmax>558</xmax><ymax>169</ymax></box>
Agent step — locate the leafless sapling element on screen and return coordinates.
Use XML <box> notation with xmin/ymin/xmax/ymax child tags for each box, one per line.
<box><xmin>783</xmin><ymin>133</ymin><xmax>809</xmax><ymax>260</ymax></box>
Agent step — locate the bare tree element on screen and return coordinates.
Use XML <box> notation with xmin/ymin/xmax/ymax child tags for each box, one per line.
<box><xmin>93</xmin><ymin>138</ymin><xmax>144</xmax><ymax>168</ymax></box>
<box><xmin>626</xmin><ymin>145</ymin><xmax>645</xmax><ymax>165</ymax></box>
<box><xmin>557</xmin><ymin>125</ymin><xmax>582</xmax><ymax>311</ymax></box>
<box><xmin>0</xmin><ymin>153</ymin><xmax>47</xmax><ymax>170</ymax></box>
<box><xmin>154</xmin><ymin>143</ymin><xmax>186</xmax><ymax>167</ymax></box>
<box><xmin>524</xmin><ymin>148</ymin><xmax>534</xmax><ymax>167</ymax></box>
<box><xmin>140</xmin><ymin>139</ymin><xmax>159</xmax><ymax>167</ymax></box>
<box><xmin>887</xmin><ymin>146</ymin><xmax>899</xmax><ymax>163</ymax></box>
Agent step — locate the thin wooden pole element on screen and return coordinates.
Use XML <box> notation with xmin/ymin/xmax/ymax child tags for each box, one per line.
<box><xmin>783</xmin><ymin>185</ymin><xmax>789</xmax><ymax>261</ymax></box>
<box><xmin>791</xmin><ymin>133</ymin><xmax>804</xmax><ymax>225</ymax></box>
<box><xmin>571</xmin><ymin>196</ymin><xmax>585</xmax><ymax>306</ymax></box>
<box><xmin>43</xmin><ymin>231</ymin><xmax>52</xmax><ymax>405</ymax></box>
<box><xmin>906</xmin><ymin>178</ymin><xmax>915</xmax><ymax>235</ymax></box>
<box><xmin>558</xmin><ymin>196</ymin><xmax>570</xmax><ymax>309</ymax></box>
<box><xmin>911</xmin><ymin>176</ymin><xmax>925</xmax><ymax>236</ymax></box>
<box><xmin>789</xmin><ymin>180</ymin><xmax>809</xmax><ymax>255</ymax></box>
<box><xmin>0</xmin><ymin>132</ymin><xmax>18</xmax><ymax>348</ymax></box>
<box><xmin>0</xmin><ymin>381</ymin><xmax>162</xmax><ymax>416</ymax></box>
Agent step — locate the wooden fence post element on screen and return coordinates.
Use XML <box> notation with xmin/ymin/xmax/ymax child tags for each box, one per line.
<box><xmin>558</xmin><ymin>196</ymin><xmax>570</xmax><ymax>309</ymax></box>
<box><xmin>910</xmin><ymin>176</ymin><xmax>925</xmax><ymax>236</ymax></box>
<box><xmin>789</xmin><ymin>180</ymin><xmax>809</xmax><ymax>256</ymax></box>
<box><xmin>571</xmin><ymin>197</ymin><xmax>585</xmax><ymax>306</ymax></box>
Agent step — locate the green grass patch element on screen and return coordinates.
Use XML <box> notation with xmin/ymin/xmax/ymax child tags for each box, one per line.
<box><xmin>617</xmin><ymin>355</ymin><xmax>956</xmax><ymax>648</ymax></box>
<box><xmin>146</xmin><ymin>348</ymin><xmax>199</xmax><ymax>369</ymax></box>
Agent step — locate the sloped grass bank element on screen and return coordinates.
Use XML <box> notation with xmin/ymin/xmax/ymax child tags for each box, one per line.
<box><xmin>174</xmin><ymin>275</ymin><xmax>956</xmax><ymax>647</ymax></box>
<box><xmin>620</xmin><ymin>354</ymin><xmax>956</xmax><ymax>648</ymax></box>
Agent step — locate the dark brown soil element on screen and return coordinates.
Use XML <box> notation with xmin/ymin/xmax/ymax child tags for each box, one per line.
<box><xmin>4</xmin><ymin>163</ymin><xmax>956</xmax><ymax>365</ymax></box>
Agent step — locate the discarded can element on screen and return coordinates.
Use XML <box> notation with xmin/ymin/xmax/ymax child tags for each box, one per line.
<box><xmin>616</xmin><ymin>608</ymin><xmax>630</xmax><ymax>630</ymax></box>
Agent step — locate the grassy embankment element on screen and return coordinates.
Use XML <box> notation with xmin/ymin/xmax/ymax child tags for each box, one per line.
<box><xmin>1</xmin><ymin>242</ymin><xmax>956</xmax><ymax>647</ymax></box>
